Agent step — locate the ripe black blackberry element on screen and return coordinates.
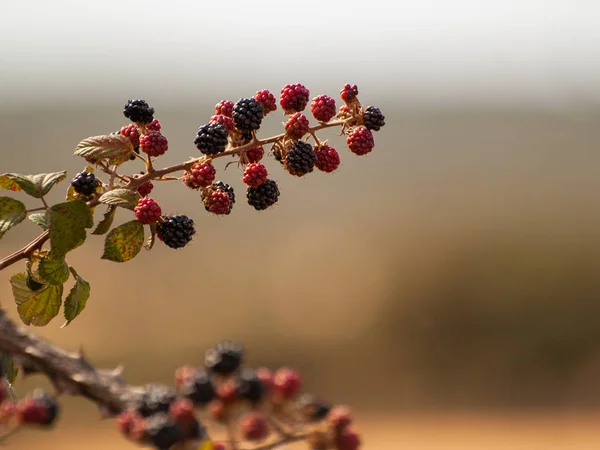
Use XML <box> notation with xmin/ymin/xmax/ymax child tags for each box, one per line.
<box><xmin>178</xmin><ymin>370</ymin><xmax>216</xmax><ymax>406</ymax></box>
<box><xmin>203</xmin><ymin>181</ymin><xmax>235</xmax><ymax>215</ymax></box>
<box><xmin>232</xmin><ymin>98</ymin><xmax>264</xmax><ymax>131</ymax></box>
<box><xmin>285</xmin><ymin>141</ymin><xmax>316</xmax><ymax>176</ymax></box>
<box><xmin>246</xmin><ymin>179</ymin><xmax>280</xmax><ymax>211</ymax></box>
<box><xmin>31</xmin><ymin>390</ymin><xmax>59</xmax><ymax>426</ymax></box>
<box><xmin>137</xmin><ymin>384</ymin><xmax>176</xmax><ymax>417</ymax></box>
<box><xmin>237</xmin><ymin>369</ymin><xmax>266</xmax><ymax>404</ymax></box>
<box><xmin>157</xmin><ymin>215</ymin><xmax>196</xmax><ymax>249</ymax></box>
<box><xmin>71</xmin><ymin>171</ymin><xmax>99</xmax><ymax>196</ymax></box>
<box><xmin>363</xmin><ymin>106</ymin><xmax>385</xmax><ymax>131</ymax></box>
<box><xmin>194</xmin><ymin>123</ymin><xmax>229</xmax><ymax>155</ymax></box>
<box><xmin>144</xmin><ymin>413</ymin><xmax>182</xmax><ymax>449</ymax></box>
<box><xmin>205</xmin><ymin>340</ymin><xmax>244</xmax><ymax>375</ymax></box>
<box><xmin>123</xmin><ymin>99</ymin><xmax>155</xmax><ymax>124</ymax></box>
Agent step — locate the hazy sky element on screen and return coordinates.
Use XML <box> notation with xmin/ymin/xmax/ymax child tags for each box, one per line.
<box><xmin>2</xmin><ymin>0</ymin><xmax>600</xmax><ymax>108</ymax></box>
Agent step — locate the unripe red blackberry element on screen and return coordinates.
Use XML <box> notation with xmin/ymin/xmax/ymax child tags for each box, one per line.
<box><xmin>237</xmin><ymin>368</ymin><xmax>266</xmax><ymax>405</ymax></box>
<box><xmin>17</xmin><ymin>390</ymin><xmax>59</xmax><ymax>426</ymax></box>
<box><xmin>216</xmin><ymin>380</ymin><xmax>239</xmax><ymax>405</ymax></box>
<box><xmin>123</xmin><ymin>99</ymin><xmax>155</xmax><ymax>124</ymax></box>
<box><xmin>120</xmin><ymin>124</ymin><xmax>140</xmax><ymax>147</ymax></box>
<box><xmin>71</xmin><ymin>171</ymin><xmax>99</xmax><ymax>196</ymax></box>
<box><xmin>340</xmin><ymin>84</ymin><xmax>359</xmax><ymax>103</ymax></box>
<box><xmin>315</xmin><ymin>145</ymin><xmax>341</xmax><ymax>173</ymax></box>
<box><xmin>140</xmin><ymin>131</ymin><xmax>169</xmax><ymax>157</ymax></box>
<box><xmin>327</xmin><ymin>405</ymin><xmax>352</xmax><ymax>431</ymax></box>
<box><xmin>255</xmin><ymin>367</ymin><xmax>275</xmax><ymax>393</ymax></box>
<box><xmin>203</xmin><ymin>181</ymin><xmax>235</xmax><ymax>215</ymax></box>
<box><xmin>178</xmin><ymin>370</ymin><xmax>216</xmax><ymax>406</ymax></box>
<box><xmin>146</xmin><ymin>118</ymin><xmax>162</xmax><ymax>132</ymax></box>
<box><xmin>246</xmin><ymin>179</ymin><xmax>280</xmax><ymax>210</ymax></box>
<box><xmin>242</xmin><ymin>163</ymin><xmax>268</xmax><ymax>188</ymax></box>
<box><xmin>185</xmin><ymin>162</ymin><xmax>216</xmax><ymax>189</ymax></box>
<box><xmin>232</xmin><ymin>98</ymin><xmax>264</xmax><ymax>131</ymax></box>
<box><xmin>168</xmin><ymin>398</ymin><xmax>195</xmax><ymax>427</ymax></box>
<box><xmin>254</xmin><ymin>89</ymin><xmax>277</xmax><ymax>114</ymax></box>
<box><xmin>363</xmin><ymin>105</ymin><xmax>385</xmax><ymax>131</ymax></box>
<box><xmin>137</xmin><ymin>384</ymin><xmax>176</xmax><ymax>418</ymax></box>
<box><xmin>157</xmin><ymin>215</ymin><xmax>196</xmax><ymax>249</ymax></box>
<box><xmin>245</xmin><ymin>146</ymin><xmax>264</xmax><ymax>163</ymax></box>
<box><xmin>137</xmin><ymin>179</ymin><xmax>154</xmax><ymax>197</ymax></box>
<box><xmin>346</xmin><ymin>127</ymin><xmax>374</xmax><ymax>155</ymax></box>
<box><xmin>204</xmin><ymin>190</ymin><xmax>231</xmax><ymax>215</ymax></box>
<box><xmin>205</xmin><ymin>340</ymin><xmax>244</xmax><ymax>375</ymax></box>
<box><xmin>311</xmin><ymin>94</ymin><xmax>337</xmax><ymax>122</ymax></box>
<box><xmin>273</xmin><ymin>367</ymin><xmax>303</xmax><ymax>400</ymax></box>
<box><xmin>210</xmin><ymin>114</ymin><xmax>236</xmax><ymax>132</ymax></box>
<box><xmin>284</xmin><ymin>112</ymin><xmax>310</xmax><ymax>139</ymax></box>
<box><xmin>240</xmin><ymin>412</ymin><xmax>269</xmax><ymax>441</ymax></box>
<box><xmin>299</xmin><ymin>394</ymin><xmax>332</xmax><ymax>422</ymax></box>
<box><xmin>215</xmin><ymin>100</ymin><xmax>235</xmax><ymax>117</ymax></box>
<box><xmin>280</xmin><ymin>83</ymin><xmax>310</xmax><ymax>114</ymax></box>
<box><xmin>334</xmin><ymin>427</ymin><xmax>361</xmax><ymax>450</ymax></box>
<box><xmin>117</xmin><ymin>409</ymin><xmax>143</xmax><ymax>438</ymax></box>
<box><xmin>194</xmin><ymin>123</ymin><xmax>229</xmax><ymax>155</ymax></box>
<box><xmin>214</xmin><ymin>441</ymin><xmax>228</xmax><ymax>450</ymax></box>
<box><xmin>285</xmin><ymin>141</ymin><xmax>316</xmax><ymax>176</ymax></box>
<box><xmin>134</xmin><ymin>197</ymin><xmax>162</xmax><ymax>224</ymax></box>
<box><xmin>144</xmin><ymin>412</ymin><xmax>182</xmax><ymax>449</ymax></box>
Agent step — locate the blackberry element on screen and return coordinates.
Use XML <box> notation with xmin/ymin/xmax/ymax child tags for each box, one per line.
<box><xmin>237</xmin><ymin>369</ymin><xmax>266</xmax><ymax>404</ymax></box>
<box><xmin>246</xmin><ymin>179</ymin><xmax>280</xmax><ymax>211</ymax></box>
<box><xmin>285</xmin><ymin>141</ymin><xmax>316</xmax><ymax>176</ymax></box>
<box><xmin>203</xmin><ymin>181</ymin><xmax>235</xmax><ymax>215</ymax></box>
<box><xmin>298</xmin><ymin>394</ymin><xmax>332</xmax><ymax>422</ymax></box>
<box><xmin>157</xmin><ymin>215</ymin><xmax>196</xmax><ymax>249</ymax></box>
<box><xmin>123</xmin><ymin>99</ymin><xmax>155</xmax><ymax>124</ymax></box>
<box><xmin>178</xmin><ymin>370</ymin><xmax>216</xmax><ymax>406</ymax></box>
<box><xmin>363</xmin><ymin>106</ymin><xmax>385</xmax><ymax>131</ymax></box>
<box><xmin>129</xmin><ymin>146</ymin><xmax>140</xmax><ymax>161</ymax></box>
<box><xmin>71</xmin><ymin>171</ymin><xmax>99</xmax><ymax>196</ymax></box>
<box><xmin>194</xmin><ymin>123</ymin><xmax>229</xmax><ymax>155</ymax></box>
<box><xmin>137</xmin><ymin>384</ymin><xmax>176</xmax><ymax>418</ymax></box>
<box><xmin>205</xmin><ymin>340</ymin><xmax>244</xmax><ymax>375</ymax></box>
<box><xmin>232</xmin><ymin>98</ymin><xmax>264</xmax><ymax>131</ymax></box>
<box><xmin>144</xmin><ymin>413</ymin><xmax>182</xmax><ymax>450</ymax></box>
<box><xmin>32</xmin><ymin>390</ymin><xmax>59</xmax><ymax>426</ymax></box>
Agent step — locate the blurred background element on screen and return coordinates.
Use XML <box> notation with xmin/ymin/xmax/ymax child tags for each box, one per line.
<box><xmin>1</xmin><ymin>0</ymin><xmax>600</xmax><ymax>448</ymax></box>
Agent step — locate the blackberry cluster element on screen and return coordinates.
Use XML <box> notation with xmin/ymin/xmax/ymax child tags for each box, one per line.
<box><xmin>71</xmin><ymin>171</ymin><xmax>99</xmax><ymax>196</ymax></box>
<box><xmin>143</xmin><ymin>413</ymin><xmax>182</xmax><ymax>449</ymax></box>
<box><xmin>157</xmin><ymin>215</ymin><xmax>196</xmax><ymax>249</ymax></box>
<box><xmin>237</xmin><ymin>368</ymin><xmax>266</xmax><ymax>404</ymax></box>
<box><xmin>123</xmin><ymin>99</ymin><xmax>155</xmax><ymax>124</ymax></box>
<box><xmin>179</xmin><ymin>370</ymin><xmax>216</xmax><ymax>406</ymax></box>
<box><xmin>194</xmin><ymin>123</ymin><xmax>229</xmax><ymax>155</ymax></box>
<box><xmin>363</xmin><ymin>106</ymin><xmax>385</xmax><ymax>131</ymax></box>
<box><xmin>246</xmin><ymin>179</ymin><xmax>280</xmax><ymax>210</ymax></box>
<box><xmin>205</xmin><ymin>340</ymin><xmax>244</xmax><ymax>375</ymax></box>
<box><xmin>285</xmin><ymin>141</ymin><xmax>316</xmax><ymax>176</ymax></box>
<box><xmin>136</xmin><ymin>384</ymin><xmax>176</xmax><ymax>417</ymax></box>
<box><xmin>280</xmin><ymin>83</ymin><xmax>310</xmax><ymax>113</ymax></box>
<box><xmin>232</xmin><ymin>98</ymin><xmax>264</xmax><ymax>131</ymax></box>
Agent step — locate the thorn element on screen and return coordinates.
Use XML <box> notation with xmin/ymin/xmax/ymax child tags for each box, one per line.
<box><xmin>109</xmin><ymin>365</ymin><xmax>126</xmax><ymax>385</ymax></box>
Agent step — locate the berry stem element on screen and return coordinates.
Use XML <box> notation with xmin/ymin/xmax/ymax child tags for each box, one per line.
<box><xmin>26</xmin><ymin>207</ymin><xmax>47</xmax><ymax>213</ymax></box>
<box><xmin>240</xmin><ymin>432</ymin><xmax>308</xmax><ymax>450</ymax></box>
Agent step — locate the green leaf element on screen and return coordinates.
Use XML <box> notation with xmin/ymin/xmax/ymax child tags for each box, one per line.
<box><xmin>102</xmin><ymin>220</ymin><xmax>144</xmax><ymax>262</ymax></box>
<box><xmin>38</xmin><ymin>257</ymin><xmax>70</xmax><ymax>285</ymax></box>
<box><xmin>10</xmin><ymin>273</ymin><xmax>63</xmax><ymax>326</ymax></box>
<box><xmin>0</xmin><ymin>197</ymin><xmax>26</xmax><ymax>239</ymax></box>
<box><xmin>0</xmin><ymin>175</ymin><xmax>22</xmax><ymax>192</ymax></box>
<box><xmin>0</xmin><ymin>353</ymin><xmax>19</xmax><ymax>384</ymax></box>
<box><xmin>1</xmin><ymin>172</ymin><xmax>67</xmax><ymax>198</ymax></box>
<box><xmin>144</xmin><ymin>223</ymin><xmax>157</xmax><ymax>251</ymax></box>
<box><xmin>74</xmin><ymin>135</ymin><xmax>133</xmax><ymax>166</ymax></box>
<box><xmin>48</xmin><ymin>200</ymin><xmax>93</xmax><ymax>260</ymax></box>
<box><xmin>28</xmin><ymin>212</ymin><xmax>49</xmax><ymax>230</ymax></box>
<box><xmin>92</xmin><ymin>205</ymin><xmax>117</xmax><ymax>235</ymax></box>
<box><xmin>61</xmin><ymin>267</ymin><xmax>90</xmax><ymax>328</ymax></box>
<box><xmin>98</xmin><ymin>188</ymin><xmax>139</xmax><ymax>211</ymax></box>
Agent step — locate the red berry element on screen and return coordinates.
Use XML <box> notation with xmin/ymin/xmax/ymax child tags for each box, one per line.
<box><xmin>240</xmin><ymin>412</ymin><xmax>269</xmax><ymax>441</ymax></box>
<box><xmin>340</xmin><ymin>84</ymin><xmax>359</xmax><ymax>103</ymax></box>
<box><xmin>215</xmin><ymin>100</ymin><xmax>235</xmax><ymax>118</ymax></box>
<box><xmin>209</xmin><ymin>400</ymin><xmax>227</xmax><ymax>422</ymax></box>
<box><xmin>175</xmin><ymin>365</ymin><xmax>197</xmax><ymax>390</ymax></box>
<box><xmin>242</xmin><ymin>163</ymin><xmax>268</xmax><ymax>188</ymax></box>
<box><xmin>168</xmin><ymin>398</ymin><xmax>195</xmax><ymax>426</ymax></box>
<box><xmin>146</xmin><ymin>118</ymin><xmax>162</xmax><ymax>132</ymax></box>
<box><xmin>254</xmin><ymin>89</ymin><xmax>277</xmax><ymax>114</ymax></box>
<box><xmin>17</xmin><ymin>399</ymin><xmax>49</xmax><ymax>425</ymax></box>
<box><xmin>315</xmin><ymin>145</ymin><xmax>340</xmax><ymax>173</ymax></box>
<box><xmin>327</xmin><ymin>405</ymin><xmax>352</xmax><ymax>431</ymax></box>
<box><xmin>216</xmin><ymin>381</ymin><xmax>238</xmax><ymax>405</ymax></box>
<box><xmin>137</xmin><ymin>180</ymin><xmax>154</xmax><ymax>197</ymax></box>
<box><xmin>120</xmin><ymin>124</ymin><xmax>140</xmax><ymax>147</ymax></box>
<box><xmin>140</xmin><ymin>131</ymin><xmax>168</xmax><ymax>157</ymax></box>
<box><xmin>117</xmin><ymin>409</ymin><xmax>142</xmax><ymax>437</ymax></box>
<box><xmin>185</xmin><ymin>162</ymin><xmax>216</xmax><ymax>189</ymax></box>
<box><xmin>204</xmin><ymin>190</ymin><xmax>231</xmax><ymax>215</ymax></box>
<box><xmin>273</xmin><ymin>367</ymin><xmax>302</xmax><ymax>400</ymax></box>
<box><xmin>256</xmin><ymin>367</ymin><xmax>275</xmax><ymax>392</ymax></box>
<box><xmin>134</xmin><ymin>197</ymin><xmax>162</xmax><ymax>224</ymax></box>
<box><xmin>284</xmin><ymin>112</ymin><xmax>310</xmax><ymax>139</ymax></box>
<box><xmin>280</xmin><ymin>83</ymin><xmax>310</xmax><ymax>114</ymax></box>
<box><xmin>245</xmin><ymin>146</ymin><xmax>264</xmax><ymax>163</ymax></box>
<box><xmin>346</xmin><ymin>127</ymin><xmax>374</xmax><ymax>155</ymax></box>
<box><xmin>213</xmin><ymin>441</ymin><xmax>228</xmax><ymax>450</ymax></box>
<box><xmin>210</xmin><ymin>114</ymin><xmax>236</xmax><ymax>132</ymax></box>
<box><xmin>311</xmin><ymin>95</ymin><xmax>337</xmax><ymax>122</ymax></box>
<box><xmin>335</xmin><ymin>427</ymin><xmax>361</xmax><ymax>450</ymax></box>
